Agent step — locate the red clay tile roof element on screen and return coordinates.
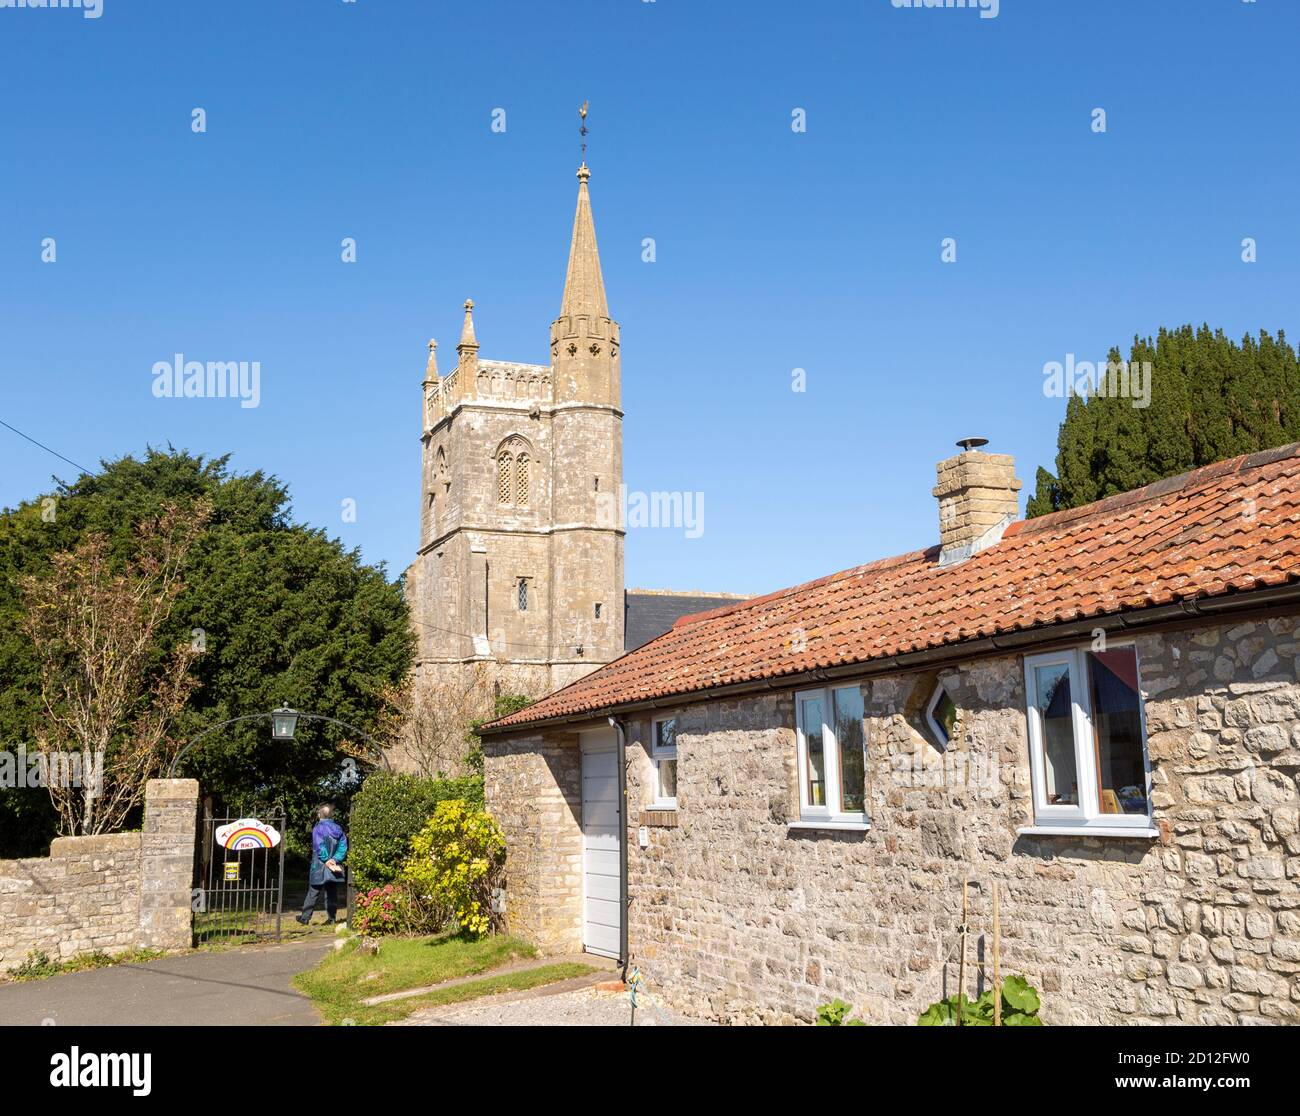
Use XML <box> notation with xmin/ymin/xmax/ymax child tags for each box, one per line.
<box><xmin>486</xmin><ymin>443</ymin><xmax>1300</xmax><ymax>732</ymax></box>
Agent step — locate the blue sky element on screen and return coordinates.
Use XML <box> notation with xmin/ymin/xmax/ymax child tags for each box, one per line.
<box><xmin>2</xmin><ymin>0</ymin><xmax>1298</xmax><ymax>597</ymax></box>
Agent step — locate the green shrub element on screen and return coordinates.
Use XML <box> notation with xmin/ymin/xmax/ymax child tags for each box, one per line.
<box><xmin>348</xmin><ymin>772</ymin><xmax>484</xmax><ymax>891</ymax></box>
<box><xmin>399</xmin><ymin>799</ymin><xmax>505</xmax><ymax>938</ymax></box>
<box><xmin>917</xmin><ymin>975</ymin><xmax>1043</xmax><ymax>1026</ymax></box>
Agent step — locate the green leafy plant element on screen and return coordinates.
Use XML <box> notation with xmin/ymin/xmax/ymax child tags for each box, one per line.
<box><xmin>348</xmin><ymin>772</ymin><xmax>484</xmax><ymax>891</ymax></box>
<box><xmin>399</xmin><ymin>799</ymin><xmax>505</xmax><ymax>938</ymax></box>
<box><xmin>816</xmin><ymin>998</ymin><xmax>865</xmax><ymax>1026</ymax></box>
<box><xmin>8</xmin><ymin>946</ymin><xmax>168</xmax><ymax>981</ymax></box>
<box><xmin>12</xmin><ymin>950</ymin><xmax>55</xmax><ymax>979</ymax></box>
<box><xmin>917</xmin><ymin>975</ymin><xmax>1043</xmax><ymax>1026</ymax></box>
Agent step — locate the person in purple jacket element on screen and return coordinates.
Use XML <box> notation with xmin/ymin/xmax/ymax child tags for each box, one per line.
<box><xmin>297</xmin><ymin>804</ymin><xmax>348</xmax><ymax>925</ymax></box>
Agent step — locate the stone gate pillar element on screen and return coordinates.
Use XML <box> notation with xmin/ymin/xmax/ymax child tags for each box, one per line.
<box><xmin>138</xmin><ymin>778</ymin><xmax>199</xmax><ymax>950</ymax></box>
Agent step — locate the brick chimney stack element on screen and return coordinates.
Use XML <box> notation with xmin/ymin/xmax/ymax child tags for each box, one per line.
<box><xmin>933</xmin><ymin>439</ymin><xmax>1022</xmax><ymax>567</ymax></box>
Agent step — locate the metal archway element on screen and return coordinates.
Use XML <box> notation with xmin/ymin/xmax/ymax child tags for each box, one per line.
<box><xmin>168</xmin><ymin>708</ymin><xmax>392</xmax><ymax>779</ymax></box>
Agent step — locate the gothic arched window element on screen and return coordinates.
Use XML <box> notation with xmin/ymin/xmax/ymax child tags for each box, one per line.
<box><xmin>515</xmin><ymin>453</ymin><xmax>530</xmax><ymax>506</ymax></box>
<box><xmin>497</xmin><ymin>452</ymin><xmax>513</xmax><ymax>505</ymax></box>
<box><xmin>494</xmin><ymin>436</ymin><xmax>535</xmax><ymax>509</ymax></box>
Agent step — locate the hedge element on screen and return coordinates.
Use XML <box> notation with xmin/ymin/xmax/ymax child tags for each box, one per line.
<box><xmin>348</xmin><ymin>771</ymin><xmax>485</xmax><ymax>891</ymax></box>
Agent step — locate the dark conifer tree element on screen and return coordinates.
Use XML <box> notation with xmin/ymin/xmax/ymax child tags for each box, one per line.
<box><xmin>1027</xmin><ymin>326</ymin><xmax>1300</xmax><ymax>517</ymax></box>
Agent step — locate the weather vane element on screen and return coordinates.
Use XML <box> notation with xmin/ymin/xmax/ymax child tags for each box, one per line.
<box><xmin>579</xmin><ymin>100</ymin><xmax>589</xmax><ymax>164</ymax></box>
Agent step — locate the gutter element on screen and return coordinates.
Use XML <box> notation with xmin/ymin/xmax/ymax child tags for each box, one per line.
<box><xmin>608</xmin><ymin>715</ymin><xmax>630</xmax><ymax>980</ymax></box>
<box><xmin>479</xmin><ymin>580</ymin><xmax>1300</xmax><ymax>738</ymax></box>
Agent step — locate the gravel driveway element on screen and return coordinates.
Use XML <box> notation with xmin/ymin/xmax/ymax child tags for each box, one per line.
<box><xmin>398</xmin><ymin>984</ymin><xmax>708</xmax><ymax>1026</ymax></box>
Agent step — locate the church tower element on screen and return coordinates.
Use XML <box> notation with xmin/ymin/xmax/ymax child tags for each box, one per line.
<box><xmin>405</xmin><ymin>155</ymin><xmax>625</xmax><ymax>719</ymax></box>
<box><xmin>548</xmin><ymin>160</ymin><xmax>624</xmax><ymax>673</ymax></box>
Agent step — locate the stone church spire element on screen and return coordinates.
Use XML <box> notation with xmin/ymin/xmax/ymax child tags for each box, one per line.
<box><xmin>551</xmin><ymin>158</ymin><xmax>619</xmax><ymax>407</ymax></box>
<box><xmin>559</xmin><ymin>164</ymin><xmax>609</xmax><ymax>320</ymax></box>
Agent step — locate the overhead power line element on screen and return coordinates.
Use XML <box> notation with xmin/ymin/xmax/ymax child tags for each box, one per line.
<box><xmin>0</xmin><ymin>416</ymin><xmax>97</xmax><ymax>477</ymax></box>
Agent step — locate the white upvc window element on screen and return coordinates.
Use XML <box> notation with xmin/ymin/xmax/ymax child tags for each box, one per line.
<box><xmin>794</xmin><ymin>684</ymin><xmax>867</xmax><ymax>826</ymax></box>
<box><xmin>1022</xmin><ymin>644</ymin><xmax>1154</xmax><ymax>833</ymax></box>
<box><xmin>650</xmin><ymin>717</ymin><xmax>677</xmax><ymax>809</ymax></box>
<box><xmin>926</xmin><ymin>683</ymin><xmax>957</xmax><ymax>751</ymax></box>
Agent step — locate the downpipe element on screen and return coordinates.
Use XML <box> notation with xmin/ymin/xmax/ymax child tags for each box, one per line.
<box><xmin>609</xmin><ymin>715</ymin><xmax>630</xmax><ymax>980</ymax></box>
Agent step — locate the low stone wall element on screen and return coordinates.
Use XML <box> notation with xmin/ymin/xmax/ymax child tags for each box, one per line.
<box><xmin>0</xmin><ymin>832</ymin><xmax>141</xmax><ymax>970</ymax></box>
<box><xmin>0</xmin><ymin>778</ymin><xmax>198</xmax><ymax>973</ymax></box>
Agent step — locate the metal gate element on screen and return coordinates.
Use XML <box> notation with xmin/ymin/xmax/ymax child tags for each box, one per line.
<box><xmin>194</xmin><ymin>813</ymin><xmax>286</xmax><ymax>946</ymax></box>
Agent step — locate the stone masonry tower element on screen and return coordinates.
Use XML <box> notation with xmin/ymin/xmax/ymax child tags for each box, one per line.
<box><xmin>404</xmin><ymin>157</ymin><xmax>625</xmax><ymax>722</ymax></box>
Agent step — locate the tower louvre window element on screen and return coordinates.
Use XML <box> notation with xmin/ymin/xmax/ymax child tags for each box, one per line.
<box><xmin>516</xmin><ymin>453</ymin><xmax>530</xmax><ymax>506</ymax></box>
<box><xmin>497</xmin><ymin>452</ymin><xmax>512</xmax><ymax>504</ymax></box>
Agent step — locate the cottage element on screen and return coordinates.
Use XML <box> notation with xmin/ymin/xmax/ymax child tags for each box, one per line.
<box><xmin>477</xmin><ymin>442</ymin><xmax>1300</xmax><ymax>1024</ymax></box>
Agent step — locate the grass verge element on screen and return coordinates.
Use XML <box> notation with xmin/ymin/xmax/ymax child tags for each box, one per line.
<box><xmin>292</xmin><ymin>932</ymin><xmax>594</xmax><ymax>1025</ymax></box>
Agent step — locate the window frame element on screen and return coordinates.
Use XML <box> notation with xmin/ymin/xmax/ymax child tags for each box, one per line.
<box><xmin>925</xmin><ymin>683</ymin><xmax>956</xmax><ymax>751</ymax></box>
<box><xmin>794</xmin><ymin>684</ymin><xmax>868</xmax><ymax>827</ymax></box>
<box><xmin>649</xmin><ymin>717</ymin><xmax>677</xmax><ymax>810</ymax></box>
<box><xmin>1022</xmin><ymin>643</ymin><xmax>1154</xmax><ymax>833</ymax></box>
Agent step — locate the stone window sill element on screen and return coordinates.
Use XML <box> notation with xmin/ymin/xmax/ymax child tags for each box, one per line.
<box><xmin>788</xmin><ymin>819</ymin><xmax>871</xmax><ymax>833</ymax></box>
<box><xmin>1017</xmin><ymin>825</ymin><xmax>1160</xmax><ymax>839</ymax></box>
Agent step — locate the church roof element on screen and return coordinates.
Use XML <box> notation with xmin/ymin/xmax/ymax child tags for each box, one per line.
<box><xmin>483</xmin><ymin>442</ymin><xmax>1300</xmax><ymax>733</ymax></box>
<box><xmin>624</xmin><ymin>590</ymin><xmax>751</xmax><ymax>652</ymax></box>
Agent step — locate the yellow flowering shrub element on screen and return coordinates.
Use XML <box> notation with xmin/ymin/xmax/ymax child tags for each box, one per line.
<box><xmin>399</xmin><ymin>799</ymin><xmax>506</xmax><ymax>938</ymax></box>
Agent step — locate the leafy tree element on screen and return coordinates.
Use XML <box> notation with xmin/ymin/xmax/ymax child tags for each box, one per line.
<box><xmin>21</xmin><ymin>504</ymin><xmax>209</xmax><ymax>835</ymax></box>
<box><xmin>0</xmin><ymin>448</ymin><xmax>414</xmax><ymax>854</ymax></box>
<box><xmin>1027</xmin><ymin>326</ymin><xmax>1300</xmax><ymax>517</ymax></box>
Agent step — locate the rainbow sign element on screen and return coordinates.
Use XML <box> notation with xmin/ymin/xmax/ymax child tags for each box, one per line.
<box><xmin>215</xmin><ymin>818</ymin><xmax>282</xmax><ymax>851</ymax></box>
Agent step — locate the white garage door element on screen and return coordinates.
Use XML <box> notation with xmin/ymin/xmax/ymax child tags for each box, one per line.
<box><xmin>580</xmin><ymin>730</ymin><xmax>621</xmax><ymax>959</ymax></box>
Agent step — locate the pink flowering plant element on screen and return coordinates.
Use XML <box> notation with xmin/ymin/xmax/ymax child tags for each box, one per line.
<box><xmin>352</xmin><ymin>883</ymin><xmax>417</xmax><ymax>936</ymax></box>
